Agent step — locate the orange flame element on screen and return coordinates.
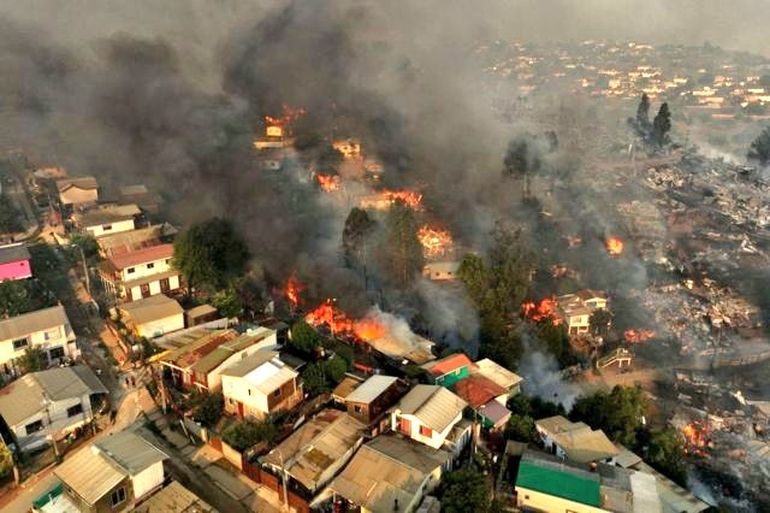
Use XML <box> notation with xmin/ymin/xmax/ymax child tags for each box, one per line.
<box><xmin>382</xmin><ymin>189</ymin><xmax>423</xmax><ymax>210</ymax></box>
<box><xmin>418</xmin><ymin>225</ymin><xmax>453</xmax><ymax>258</ymax></box>
<box><xmin>265</xmin><ymin>104</ymin><xmax>306</xmax><ymax>128</ymax></box>
<box><xmin>305</xmin><ymin>299</ymin><xmax>390</xmax><ymax>342</ymax></box>
<box><xmin>352</xmin><ymin>318</ymin><xmax>388</xmax><ymax>341</ymax></box>
<box><xmin>624</xmin><ymin>329</ymin><xmax>656</xmax><ymax>343</ymax></box>
<box><xmin>605</xmin><ymin>236</ymin><xmax>624</xmax><ymax>256</ymax></box>
<box><xmin>285</xmin><ymin>274</ymin><xmax>304</xmax><ymax>308</ymax></box>
<box><xmin>316</xmin><ymin>174</ymin><xmax>341</xmax><ymax>192</ymax></box>
<box><xmin>681</xmin><ymin>421</ymin><xmax>711</xmax><ymax>456</ymax></box>
<box><xmin>522</xmin><ymin>297</ymin><xmax>561</xmax><ymax>324</ymax></box>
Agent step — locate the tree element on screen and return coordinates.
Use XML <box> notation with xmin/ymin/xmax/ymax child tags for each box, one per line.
<box><xmin>210</xmin><ymin>287</ymin><xmax>243</xmax><ymax>318</ymax></box>
<box><xmin>0</xmin><ymin>443</ymin><xmax>13</xmax><ymax>479</ymax></box>
<box><xmin>0</xmin><ymin>280</ymin><xmax>33</xmax><ymax>317</ymax></box>
<box><xmin>19</xmin><ymin>346</ymin><xmax>48</xmax><ymax>373</ymax></box>
<box><xmin>192</xmin><ymin>393</ymin><xmax>224</xmax><ymax>429</ymax></box>
<box><xmin>535</xmin><ymin>320</ymin><xmax>571</xmax><ymax>366</ymax></box>
<box><xmin>322</xmin><ymin>355</ymin><xmax>348</xmax><ymax>384</ymax></box>
<box><xmin>748</xmin><ymin>126</ymin><xmax>770</xmax><ymax>166</ymax></box>
<box><xmin>222</xmin><ymin>419</ymin><xmax>279</xmax><ymax>452</ymax></box>
<box><xmin>641</xmin><ymin>427</ymin><xmax>687</xmax><ymax>486</ymax></box>
<box><xmin>440</xmin><ymin>467</ymin><xmax>492</xmax><ymax>513</ymax></box>
<box><xmin>503</xmin><ymin>134</ymin><xmax>542</xmax><ymax>198</ymax></box>
<box><xmin>173</xmin><ymin>218</ymin><xmax>250</xmax><ymax>294</ymax></box>
<box><xmin>70</xmin><ymin>233</ymin><xmax>100</xmax><ymax>261</ymax></box>
<box><xmin>652</xmin><ymin>102</ymin><xmax>672</xmax><ymax>147</ymax></box>
<box><xmin>589</xmin><ymin>309</ymin><xmax>613</xmax><ymax>339</ymax></box>
<box><xmin>0</xmin><ymin>194</ymin><xmax>21</xmax><ymax>233</ymax></box>
<box><xmin>635</xmin><ymin>93</ymin><xmax>651</xmax><ymax>134</ymax></box>
<box><xmin>342</xmin><ymin>207</ymin><xmax>375</xmax><ymax>269</ymax></box>
<box><xmin>380</xmin><ymin>200</ymin><xmax>423</xmax><ymax>287</ymax></box>
<box><xmin>505</xmin><ymin>414</ymin><xmax>536</xmax><ymax>443</ymax></box>
<box><xmin>570</xmin><ymin>385</ymin><xmax>647</xmax><ymax>447</ymax></box>
<box><xmin>301</xmin><ymin>363</ymin><xmax>328</xmax><ymax>396</ymax></box>
<box><xmin>289</xmin><ymin>320</ymin><xmax>320</xmax><ymax>355</ymax></box>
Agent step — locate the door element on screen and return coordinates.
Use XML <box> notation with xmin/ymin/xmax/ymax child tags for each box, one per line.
<box><xmin>140</xmin><ymin>283</ymin><xmax>151</xmax><ymax>298</ymax></box>
<box><xmin>237</xmin><ymin>401</ymin><xmax>245</xmax><ymax>418</ymax></box>
<box><xmin>160</xmin><ymin>278</ymin><xmax>170</xmax><ymax>293</ymax></box>
<box><xmin>399</xmin><ymin>417</ymin><xmax>411</xmax><ymax>436</ymax></box>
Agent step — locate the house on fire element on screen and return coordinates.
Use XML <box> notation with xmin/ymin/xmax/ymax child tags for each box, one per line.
<box><xmin>53</xmin><ymin>430</ymin><xmax>168</xmax><ymax>513</ymax></box>
<box><xmin>99</xmin><ymin>244</ymin><xmax>181</xmax><ymax>302</ymax></box>
<box><xmin>0</xmin><ymin>244</ymin><xmax>32</xmax><ymax>282</ymax></box>
<box><xmin>0</xmin><ymin>305</ymin><xmax>78</xmax><ymax>374</ymax></box>
<box><xmin>0</xmin><ymin>365</ymin><xmax>107</xmax><ymax>451</ymax></box>
<box><xmin>260</xmin><ymin>409</ymin><xmax>365</xmax><ymax>499</ymax></box>
<box><xmin>221</xmin><ymin>350</ymin><xmax>302</xmax><ymax>420</ymax></box>
<box><xmin>556</xmin><ymin>289</ymin><xmax>609</xmax><ymax>336</ymax></box>
<box><xmin>535</xmin><ymin>415</ymin><xmax>619</xmax><ymax>465</ymax></box>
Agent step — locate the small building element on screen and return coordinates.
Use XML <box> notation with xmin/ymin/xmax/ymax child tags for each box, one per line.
<box><xmin>343</xmin><ymin>375</ymin><xmax>403</xmax><ymax>426</ymax></box>
<box><xmin>332</xmin><ymin>374</ymin><xmax>364</xmax><ymax>404</ymax></box>
<box><xmin>0</xmin><ymin>305</ymin><xmax>78</xmax><ymax>373</ymax></box>
<box><xmin>55</xmin><ymin>176</ymin><xmax>99</xmax><ymax>207</ymax></box>
<box><xmin>99</xmin><ymin>244</ymin><xmax>181</xmax><ymax>302</ymax></box>
<box><xmin>535</xmin><ymin>415</ymin><xmax>619</xmax><ymax>465</ymax></box>
<box><xmin>184</xmin><ymin>304</ymin><xmax>219</xmax><ymax>327</ymax></box>
<box><xmin>321</xmin><ymin>434</ymin><xmax>452</xmax><ymax>513</ymax></box>
<box><xmin>96</xmin><ymin>224</ymin><xmax>177</xmax><ymax>258</ymax></box>
<box><xmin>557</xmin><ymin>290</ymin><xmax>609</xmax><ymax>336</ymax></box>
<box><xmin>421</xmin><ymin>261</ymin><xmax>460</xmax><ymax>281</ymax></box>
<box><xmin>391</xmin><ymin>384</ymin><xmax>468</xmax><ymax>451</ymax></box>
<box><xmin>0</xmin><ymin>365</ymin><xmax>107</xmax><ymax>451</ymax></box>
<box><xmin>0</xmin><ymin>244</ymin><xmax>32</xmax><ymax>282</ymax></box>
<box><xmin>472</xmin><ymin>358</ymin><xmax>523</xmax><ymax>396</ymax></box>
<box><xmin>221</xmin><ymin>350</ymin><xmax>302</xmax><ymax>420</ymax></box>
<box><xmin>261</xmin><ymin>409</ymin><xmax>366</xmax><ymax>498</ymax></box>
<box><xmin>131</xmin><ymin>480</ymin><xmax>217</xmax><ymax>513</ymax></box>
<box><xmin>72</xmin><ymin>204</ymin><xmax>141</xmax><ymax>238</ymax></box>
<box><xmin>54</xmin><ymin>430</ymin><xmax>168</xmax><ymax>513</ymax></box>
<box><xmin>453</xmin><ymin>375</ymin><xmax>512</xmax><ymax>430</ymax></box>
<box><xmin>117</xmin><ymin>295</ymin><xmax>184</xmax><ymax>339</ymax></box>
<box><xmin>421</xmin><ymin>353</ymin><xmax>474</xmax><ymax>388</ymax></box>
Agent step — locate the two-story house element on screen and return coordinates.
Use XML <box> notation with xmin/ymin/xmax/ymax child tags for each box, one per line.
<box><xmin>99</xmin><ymin>244</ymin><xmax>181</xmax><ymax>302</ymax></box>
<box><xmin>343</xmin><ymin>375</ymin><xmax>404</xmax><ymax>430</ymax></box>
<box><xmin>221</xmin><ymin>350</ymin><xmax>303</xmax><ymax>421</ymax></box>
<box><xmin>556</xmin><ymin>290</ymin><xmax>609</xmax><ymax>336</ymax></box>
<box><xmin>0</xmin><ymin>244</ymin><xmax>32</xmax><ymax>282</ymax></box>
<box><xmin>0</xmin><ymin>305</ymin><xmax>78</xmax><ymax>374</ymax></box>
<box><xmin>72</xmin><ymin>204</ymin><xmax>141</xmax><ymax>238</ymax></box>
<box><xmin>390</xmin><ymin>384</ymin><xmax>468</xmax><ymax>451</ymax></box>
<box><xmin>535</xmin><ymin>416</ymin><xmax>619</xmax><ymax>465</ymax></box>
<box><xmin>421</xmin><ymin>353</ymin><xmax>474</xmax><ymax>388</ymax></box>
<box><xmin>0</xmin><ymin>365</ymin><xmax>107</xmax><ymax>451</ymax></box>
<box><xmin>54</xmin><ymin>430</ymin><xmax>168</xmax><ymax>513</ymax></box>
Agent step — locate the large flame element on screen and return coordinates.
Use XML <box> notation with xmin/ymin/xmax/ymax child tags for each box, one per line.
<box><xmin>360</xmin><ymin>189</ymin><xmax>423</xmax><ymax>211</ymax></box>
<box><xmin>284</xmin><ymin>274</ymin><xmax>304</xmax><ymax>308</ymax></box>
<box><xmin>605</xmin><ymin>236</ymin><xmax>624</xmax><ymax>256</ymax></box>
<box><xmin>352</xmin><ymin>318</ymin><xmax>388</xmax><ymax>341</ymax></box>
<box><xmin>681</xmin><ymin>421</ymin><xmax>711</xmax><ymax>456</ymax></box>
<box><xmin>316</xmin><ymin>174</ymin><xmax>341</xmax><ymax>192</ymax></box>
<box><xmin>305</xmin><ymin>299</ymin><xmax>390</xmax><ymax>342</ymax></box>
<box><xmin>522</xmin><ymin>297</ymin><xmax>561</xmax><ymax>324</ymax></box>
<box><xmin>418</xmin><ymin>225</ymin><xmax>453</xmax><ymax>258</ymax></box>
<box><xmin>624</xmin><ymin>329</ymin><xmax>656</xmax><ymax>343</ymax></box>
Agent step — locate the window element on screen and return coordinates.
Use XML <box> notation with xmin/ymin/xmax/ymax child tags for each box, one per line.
<box><xmin>110</xmin><ymin>487</ymin><xmax>126</xmax><ymax>507</ymax></box>
<box><xmin>419</xmin><ymin>425</ymin><xmax>433</xmax><ymax>437</ymax></box>
<box><xmin>147</xmin><ymin>262</ymin><xmax>155</xmax><ymax>269</ymax></box>
<box><xmin>12</xmin><ymin>338</ymin><xmax>28</xmax><ymax>351</ymax></box>
<box><xmin>44</xmin><ymin>328</ymin><xmax>59</xmax><ymax>341</ymax></box>
<box><xmin>272</xmin><ymin>388</ymin><xmax>282</xmax><ymax>398</ymax></box>
<box><xmin>102</xmin><ymin>224</ymin><xmax>113</xmax><ymax>231</ymax></box>
<box><xmin>49</xmin><ymin>346</ymin><xmax>65</xmax><ymax>360</ymax></box>
<box><xmin>126</xmin><ymin>267</ymin><xmax>136</xmax><ymax>274</ymax></box>
<box><xmin>165</xmin><ymin>259</ymin><xmax>171</xmax><ymax>265</ymax></box>
<box><xmin>353</xmin><ymin>404</ymin><xmax>363</xmax><ymax>413</ymax></box>
<box><xmin>25</xmin><ymin>420</ymin><xmax>44</xmax><ymax>435</ymax></box>
<box><xmin>67</xmin><ymin>403</ymin><xmax>83</xmax><ymax>417</ymax></box>
<box><xmin>248</xmin><ymin>389</ymin><xmax>252</xmax><ymax>396</ymax></box>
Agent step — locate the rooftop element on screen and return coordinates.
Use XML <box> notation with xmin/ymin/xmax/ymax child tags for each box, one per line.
<box><xmin>107</xmin><ymin>243</ymin><xmax>174</xmax><ymax>271</ymax></box>
<box><xmin>56</xmin><ymin>176</ymin><xmax>98</xmax><ymax>192</ymax></box>
<box><xmin>332</xmin><ymin>375</ymin><xmax>363</xmax><ymax>401</ymax></box>
<box><xmin>421</xmin><ymin>352</ymin><xmax>473</xmax><ymax>377</ymax></box>
<box><xmin>190</xmin><ymin>328</ymin><xmax>277</xmax><ymax>376</ymax></box>
<box><xmin>536</xmin><ymin>415</ymin><xmax>619</xmax><ymax>463</ymax></box>
<box><xmin>119</xmin><ymin>294</ymin><xmax>183</xmax><ymax>326</ymax></box>
<box><xmin>344</xmin><ymin>375</ymin><xmax>398</xmax><ymax>404</ymax></box>
<box><xmin>472</xmin><ymin>358</ymin><xmax>523</xmax><ymax>390</ymax></box>
<box><xmin>0</xmin><ymin>305</ymin><xmax>71</xmax><ymax>343</ymax></box>
<box><xmin>220</xmin><ymin>350</ymin><xmax>297</xmax><ymax>395</ymax></box>
<box><xmin>516</xmin><ymin>456</ymin><xmax>602</xmax><ymax>507</ymax></box>
<box><xmin>132</xmin><ymin>481</ymin><xmax>217</xmax><ymax>513</ymax></box>
<box><xmin>97</xmin><ymin>224</ymin><xmax>177</xmax><ymax>256</ymax></box>
<box><xmin>0</xmin><ymin>243</ymin><xmax>30</xmax><ymax>265</ymax></box>
<box><xmin>73</xmin><ymin>204</ymin><xmax>141</xmax><ymax>229</ymax></box>
<box><xmin>159</xmin><ymin>329</ymin><xmax>240</xmax><ymax>370</ymax></box>
<box><xmin>453</xmin><ymin>375</ymin><xmax>507</xmax><ymax>408</ymax></box>
<box><xmin>396</xmin><ymin>384</ymin><xmax>467</xmax><ymax>433</ymax></box>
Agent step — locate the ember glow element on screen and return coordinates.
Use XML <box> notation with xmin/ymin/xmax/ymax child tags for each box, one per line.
<box><xmin>522</xmin><ymin>297</ymin><xmax>561</xmax><ymax>324</ymax></box>
<box><xmin>352</xmin><ymin>318</ymin><xmax>388</xmax><ymax>341</ymax></box>
<box><xmin>361</xmin><ymin>189</ymin><xmax>424</xmax><ymax>211</ymax></box>
<box><xmin>624</xmin><ymin>329</ymin><xmax>656</xmax><ymax>343</ymax></box>
<box><xmin>418</xmin><ymin>225</ymin><xmax>453</xmax><ymax>258</ymax></box>
<box><xmin>284</xmin><ymin>274</ymin><xmax>304</xmax><ymax>308</ymax></box>
<box><xmin>605</xmin><ymin>236</ymin><xmax>624</xmax><ymax>256</ymax></box>
<box><xmin>305</xmin><ymin>300</ymin><xmax>389</xmax><ymax>342</ymax></box>
<box><xmin>264</xmin><ymin>103</ymin><xmax>306</xmax><ymax>128</ymax></box>
<box><xmin>681</xmin><ymin>421</ymin><xmax>711</xmax><ymax>456</ymax></box>
<box><xmin>316</xmin><ymin>174</ymin><xmax>341</xmax><ymax>192</ymax></box>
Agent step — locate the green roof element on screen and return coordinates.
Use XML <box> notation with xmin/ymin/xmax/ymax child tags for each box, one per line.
<box><xmin>516</xmin><ymin>460</ymin><xmax>601</xmax><ymax>506</ymax></box>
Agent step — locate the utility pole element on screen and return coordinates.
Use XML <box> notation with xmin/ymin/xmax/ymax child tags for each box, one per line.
<box><xmin>278</xmin><ymin>450</ymin><xmax>289</xmax><ymax>511</ymax></box>
<box><xmin>78</xmin><ymin>244</ymin><xmax>90</xmax><ymax>296</ymax></box>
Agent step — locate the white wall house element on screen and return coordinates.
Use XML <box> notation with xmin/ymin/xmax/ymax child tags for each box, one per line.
<box><xmin>0</xmin><ymin>366</ymin><xmax>107</xmax><ymax>451</ymax></box>
<box><xmin>117</xmin><ymin>294</ymin><xmax>184</xmax><ymax>339</ymax></box>
<box><xmin>99</xmin><ymin>244</ymin><xmax>181</xmax><ymax>302</ymax></box>
<box><xmin>73</xmin><ymin>204</ymin><xmax>141</xmax><ymax>238</ymax></box>
<box><xmin>201</xmin><ymin>327</ymin><xmax>278</xmax><ymax>392</ymax></box>
<box><xmin>390</xmin><ymin>385</ymin><xmax>467</xmax><ymax>450</ymax></box>
<box><xmin>0</xmin><ymin>305</ymin><xmax>78</xmax><ymax>374</ymax></box>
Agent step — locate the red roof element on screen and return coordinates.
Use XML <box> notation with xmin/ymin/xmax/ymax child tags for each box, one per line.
<box><xmin>425</xmin><ymin>353</ymin><xmax>473</xmax><ymax>377</ymax></box>
<box><xmin>453</xmin><ymin>375</ymin><xmax>507</xmax><ymax>408</ymax></box>
<box><xmin>109</xmin><ymin>244</ymin><xmax>174</xmax><ymax>271</ymax></box>
<box><xmin>176</xmin><ymin>331</ymin><xmax>239</xmax><ymax>368</ymax></box>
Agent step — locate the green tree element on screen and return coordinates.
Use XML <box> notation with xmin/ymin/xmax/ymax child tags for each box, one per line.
<box><xmin>0</xmin><ymin>443</ymin><xmax>13</xmax><ymax>478</ymax></box>
<box><xmin>0</xmin><ymin>194</ymin><xmax>21</xmax><ymax>233</ymax></box>
<box><xmin>19</xmin><ymin>346</ymin><xmax>48</xmax><ymax>373</ymax></box>
<box><xmin>342</xmin><ymin>207</ymin><xmax>376</xmax><ymax>269</ymax></box>
<box><xmin>589</xmin><ymin>309</ymin><xmax>613</xmax><ymax>339</ymax></box>
<box><xmin>652</xmin><ymin>102</ymin><xmax>672</xmax><ymax>147</ymax></box>
<box><xmin>222</xmin><ymin>419</ymin><xmax>279</xmax><ymax>452</ymax></box>
<box><xmin>748</xmin><ymin>126</ymin><xmax>770</xmax><ymax>166</ymax></box>
<box><xmin>322</xmin><ymin>355</ymin><xmax>348</xmax><ymax>384</ymax></box>
<box><xmin>301</xmin><ymin>363</ymin><xmax>328</xmax><ymax>397</ymax></box>
<box><xmin>289</xmin><ymin>320</ymin><xmax>320</xmax><ymax>355</ymax></box>
<box><xmin>192</xmin><ymin>393</ymin><xmax>224</xmax><ymax>429</ymax></box>
<box><xmin>210</xmin><ymin>287</ymin><xmax>243</xmax><ymax>318</ymax></box>
<box><xmin>535</xmin><ymin>320</ymin><xmax>571</xmax><ymax>366</ymax></box>
<box><xmin>635</xmin><ymin>93</ymin><xmax>651</xmax><ymax>134</ymax></box>
<box><xmin>570</xmin><ymin>385</ymin><xmax>647</xmax><ymax>447</ymax></box>
<box><xmin>173</xmin><ymin>218</ymin><xmax>250</xmax><ymax>294</ymax></box>
<box><xmin>0</xmin><ymin>280</ymin><xmax>33</xmax><ymax>317</ymax></box>
<box><xmin>380</xmin><ymin>200</ymin><xmax>423</xmax><ymax>287</ymax></box>
<box><xmin>641</xmin><ymin>427</ymin><xmax>687</xmax><ymax>486</ymax></box>
<box><xmin>70</xmin><ymin>233</ymin><xmax>100</xmax><ymax>261</ymax></box>
<box><xmin>440</xmin><ymin>467</ymin><xmax>492</xmax><ymax>513</ymax></box>
<box><xmin>505</xmin><ymin>414</ymin><xmax>536</xmax><ymax>443</ymax></box>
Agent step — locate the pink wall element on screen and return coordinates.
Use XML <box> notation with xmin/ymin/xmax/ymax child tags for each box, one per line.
<box><xmin>0</xmin><ymin>259</ymin><xmax>32</xmax><ymax>281</ymax></box>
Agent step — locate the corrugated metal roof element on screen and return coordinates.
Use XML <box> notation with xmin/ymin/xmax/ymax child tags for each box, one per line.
<box><xmin>453</xmin><ymin>375</ymin><xmax>507</xmax><ymax>408</ymax></box>
<box><xmin>396</xmin><ymin>385</ymin><xmax>467</xmax><ymax>433</ymax></box>
<box><xmin>535</xmin><ymin>416</ymin><xmax>618</xmax><ymax>463</ymax></box>
<box><xmin>95</xmin><ymin>430</ymin><xmax>168</xmax><ymax>475</ymax></box>
<box><xmin>473</xmin><ymin>358</ymin><xmax>523</xmax><ymax>389</ymax></box>
<box><xmin>516</xmin><ymin>457</ymin><xmax>601</xmax><ymax>507</ymax></box>
<box><xmin>345</xmin><ymin>375</ymin><xmax>398</xmax><ymax>404</ymax></box>
<box><xmin>478</xmin><ymin>399</ymin><xmax>511</xmax><ymax>426</ymax></box>
<box><xmin>262</xmin><ymin>410</ymin><xmax>365</xmax><ymax>491</ymax></box>
<box><xmin>190</xmin><ymin>330</ymin><xmax>276</xmax><ymax>375</ymax></box>
<box><xmin>159</xmin><ymin>330</ymin><xmax>239</xmax><ymax>369</ymax></box>
<box><xmin>73</xmin><ymin>204</ymin><xmax>140</xmax><ymax>228</ymax></box>
<box><xmin>133</xmin><ymin>481</ymin><xmax>217</xmax><ymax>513</ymax></box>
<box><xmin>421</xmin><ymin>353</ymin><xmax>473</xmax><ymax>377</ymax></box>
<box><xmin>218</xmin><ymin>350</ymin><xmax>279</xmax><ymax>378</ymax></box>
<box><xmin>0</xmin><ymin>244</ymin><xmax>30</xmax><ymax>265</ymax></box>
<box><xmin>56</xmin><ymin>176</ymin><xmax>98</xmax><ymax>192</ymax></box>
<box><xmin>119</xmin><ymin>294</ymin><xmax>183</xmax><ymax>326</ymax></box>
<box><xmin>0</xmin><ymin>305</ymin><xmax>71</xmax><ymax>342</ymax></box>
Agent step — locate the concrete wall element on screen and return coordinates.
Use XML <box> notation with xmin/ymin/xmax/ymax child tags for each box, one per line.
<box><xmin>130</xmin><ymin>461</ymin><xmax>164</xmax><ymax>501</ymax></box>
<box><xmin>87</xmin><ymin>219</ymin><xmax>135</xmax><ymax>238</ymax></box>
<box><xmin>515</xmin><ymin>486</ymin><xmax>609</xmax><ymax>513</ymax></box>
<box><xmin>392</xmin><ymin>412</ymin><xmax>460</xmax><ymax>450</ymax></box>
<box><xmin>135</xmin><ymin>313</ymin><xmax>184</xmax><ymax>339</ymax></box>
<box><xmin>223</xmin><ymin>375</ymin><xmax>270</xmax><ymax>417</ymax></box>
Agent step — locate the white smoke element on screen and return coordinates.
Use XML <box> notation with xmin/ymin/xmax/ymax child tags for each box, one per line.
<box><xmin>517</xmin><ymin>350</ymin><xmax>582</xmax><ymax>409</ymax></box>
